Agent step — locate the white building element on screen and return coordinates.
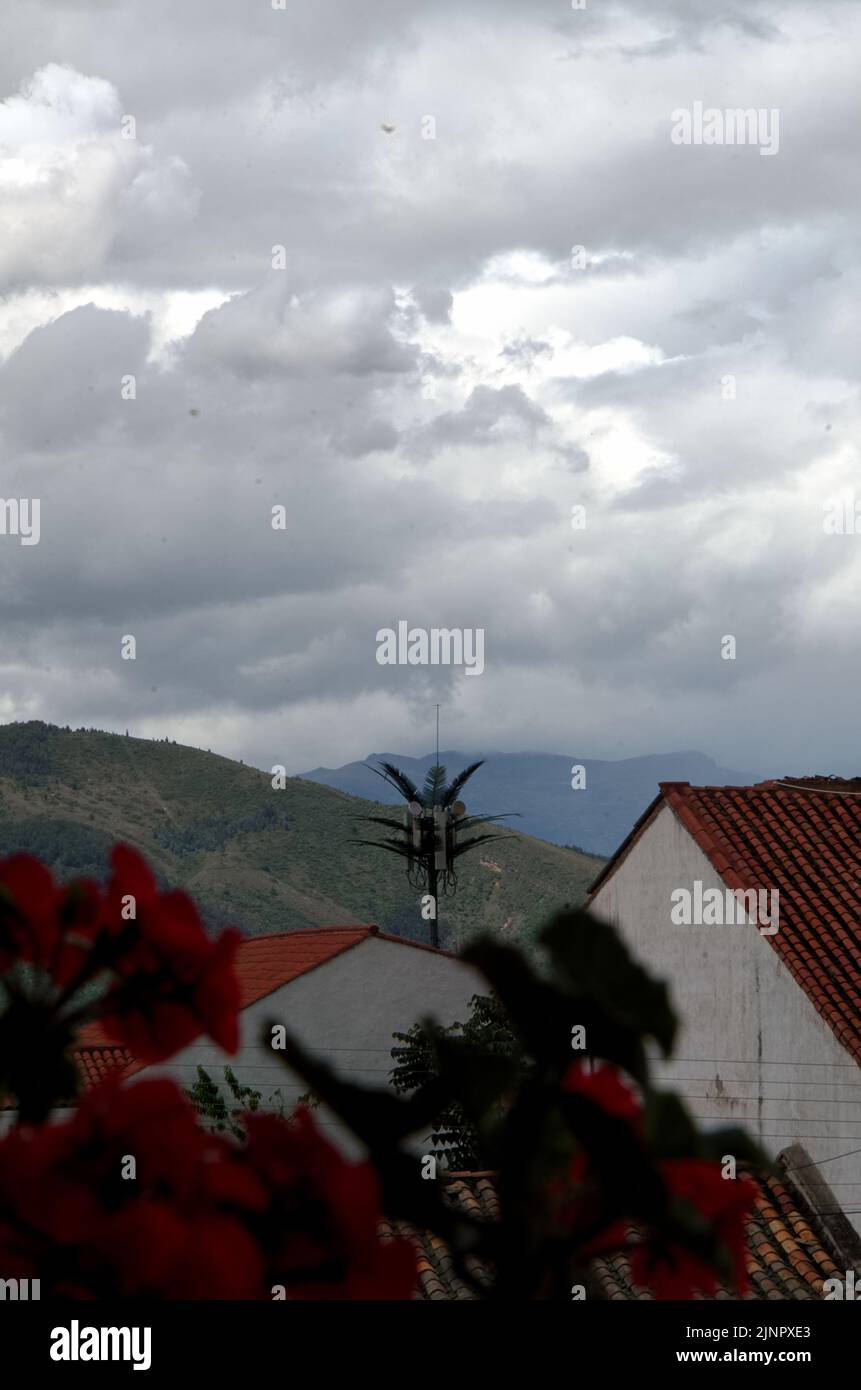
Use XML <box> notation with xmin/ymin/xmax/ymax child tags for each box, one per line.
<box><xmin>588</xmin><ymin>777</ymin><xmax>861</xmax><ymax>1239</ymax></box>
<box><xmin>71</xmin><ymin>925</ymin><xmax>484</xmax><ymax>1154</ymax></box>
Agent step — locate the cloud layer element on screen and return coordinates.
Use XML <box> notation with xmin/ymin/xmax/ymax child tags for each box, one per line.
<box><xmin>1</xmin><ymin>2</ymin><xmax>859</xmax><ymax>776</ymax></box>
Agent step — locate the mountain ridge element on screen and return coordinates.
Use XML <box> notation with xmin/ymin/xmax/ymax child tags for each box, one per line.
<box><xmin>301</xmin><ymin>748</ymin><xmax>754</xmax><ymax>857</ymax></box>
<box><xmin>0</xmin><ymin>721</ymin><xmax>602</xmax><ymax>952</ymax></box>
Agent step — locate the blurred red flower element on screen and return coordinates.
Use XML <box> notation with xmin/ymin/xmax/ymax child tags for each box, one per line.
<box><xmin>97</xmin><ymin>846</ymin><xmax>241</xmax><ymax>1059</ymax></box>
<box><xmin>244</xmin><ymin>1107</ymin><xmax>417</xmax><ymax>1300</ymax></box>
<box><xmin>0</xmin><ymin>842</ymin><xmax>755</xmax><ymax>1304</ymax></box>
<box><xmin>0</xmin><ymin>845</ymin><xmax>240</xmax><ymax>1062</ymax></box>
<box><xmin>0</xmin><ymin>853</ymin><xmax>66</xmax><ymax>972</ymax></box>
<box><xmin>562</xmin><ymin>1060</ymin><xmax>643</xmax><ymax>1132</ymax></box>
<box><xmin>545</xmin><ymin>1062</ymin><xmax>643</xmax><ymax>1256</ymax></box>
<box><xmin>631</xmin><ymin>1159</ymin><xmax>757</xmax><ymax>1298</ymax></box>
<box><xmin>0</xmin><ymin>1079</ymin><xmax>415</xmax><ymax>1300</ymax></box>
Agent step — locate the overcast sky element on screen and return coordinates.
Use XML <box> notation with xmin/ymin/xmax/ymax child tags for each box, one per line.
<box><xmin>1</xmin><ymin>0</ymin><xmax>859</xmax><ymax>776</ymax></box>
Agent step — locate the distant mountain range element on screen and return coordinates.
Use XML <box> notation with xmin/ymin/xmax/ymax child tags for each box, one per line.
<box><xmin>0</xmin><ymin>722</ymin><xmax>603</xmax><ymax>952</ymax></box>
<box><xmin>301</xmin><ymin>749</ymin><xmax>753</xmax><ymax>858</ymax></box>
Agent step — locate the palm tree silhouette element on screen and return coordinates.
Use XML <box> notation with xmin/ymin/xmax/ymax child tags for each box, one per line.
<box><xmin>353</xmin><ymin>760</ymin><xmax>516</xmax><ymax>947</ymax></box>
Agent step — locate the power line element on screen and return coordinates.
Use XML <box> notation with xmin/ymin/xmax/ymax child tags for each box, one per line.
<box><xmin>698</xmin><ymin>1119</ymin><xmax>861</xmax><ymax>1130</ymax></box>
<box><xmin>667</xmin><ymin>1079</ymin><xmax>861</xmax><ymax>1093</ymax></box>
<box><xmin>654</xmin><ymin>1057</ymin><xmax>861</xmax><ymax>1068</ymax></box>
<box><xmin>776</xmin><ymin>783</ymin><xmax>861</xmax><ymax>797</ymax></box>
<box><xmin>782</xmin><ymin>1145</ymin><xmax>861</xmax><ymax>1172</ymax></box>
<box><xmin>679</xmin><ymin>1091</ymin><xmax>861</xmax><ymax>1104</ymax></box>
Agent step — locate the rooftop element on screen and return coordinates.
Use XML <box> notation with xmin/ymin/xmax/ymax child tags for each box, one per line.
<box><xmin>383</xmin><ymin>1153</ymin><xmax>858</xmax><ymax>1300</ymax></box>
<box><xmin>588</xmin><ymin>778</ymin><xmax>861</xmax><ymax>1066</ymax></box>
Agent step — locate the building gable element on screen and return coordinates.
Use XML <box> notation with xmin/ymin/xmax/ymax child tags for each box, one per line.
<box><xmin>589</xmin><ymin>798</ymin><xmax>861</xmax><ymax>1238</ymax></box>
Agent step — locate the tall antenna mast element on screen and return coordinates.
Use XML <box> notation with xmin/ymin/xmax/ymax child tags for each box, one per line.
<box><xmin>431</xmin><ymin>703</ymin><xmax>441</xmax><ymax>948</ymax></box>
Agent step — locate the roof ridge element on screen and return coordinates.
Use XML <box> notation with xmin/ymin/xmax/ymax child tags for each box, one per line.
<box><xmin>661</xmin><ymin>778</ymin><xmax>861</xmax><ymax>797</ymax></box>
<box><xmin>242</xmin><ymin>925</ymin><xmax>375</xmax><ymax>942</ymax></box>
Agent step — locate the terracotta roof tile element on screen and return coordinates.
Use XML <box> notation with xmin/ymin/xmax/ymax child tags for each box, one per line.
<box><xmin>73</xmin><ymin>1044</ymin><xmax>137</xmax><ymax>1090</ymax></box>
<box><xmin>392</xmin><ymin>1170</ymin><xmax>854</xmax><ymax>1300</ymax></box>
<box><xmin>229</xmin><ymin>926</ymin><xmax>375</xmax><ymax>1008</ymax></box>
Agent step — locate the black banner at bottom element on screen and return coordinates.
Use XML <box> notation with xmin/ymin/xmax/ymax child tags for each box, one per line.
<box><xmin>1</xmin><ymin>1298</ymin><xmax>857</xmax><ymax>1376</ymax></box>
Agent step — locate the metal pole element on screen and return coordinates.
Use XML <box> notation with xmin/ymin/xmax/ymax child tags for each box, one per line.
<box><xmin>428</xmin><ymin>856</ymin><xmax>439</xmax><ymax>948</ymax></box>
<box><xmin>431</xmin><ymin>705</ymin><xmax>441</xmax><ymax>946</ymax></box>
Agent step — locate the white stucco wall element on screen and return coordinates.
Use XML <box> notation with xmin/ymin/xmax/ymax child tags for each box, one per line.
<box><xmin>591</xmin><ymin>802</ymin><xmax>861</xmax><ymax>1236</ymax></box>
<box><xmin>131</xmin><ymin>935</ymin><xmax>484</xmax><ymax>1156</ymax></box>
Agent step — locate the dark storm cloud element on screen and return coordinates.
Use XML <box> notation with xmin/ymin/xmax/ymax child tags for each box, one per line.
<box><xmin>0</xmin><ymin>0</ymin><xmax>859</xmax><ymax>773</ymax></box>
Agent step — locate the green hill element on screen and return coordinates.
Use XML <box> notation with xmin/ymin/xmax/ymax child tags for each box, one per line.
<box><xmin>0</xmin><ymin>722</ymin><xmax>605</xmax><ymax>952</ymax></box>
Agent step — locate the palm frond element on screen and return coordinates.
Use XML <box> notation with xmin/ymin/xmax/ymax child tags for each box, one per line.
<box><xmin>422</xmin><ymin>763</ymin><xmax>448</xmax><ymax>805</ymax></box>
<box><xmin>356</xmin><ymin>815</ymin><xmax>413</xmax><ymax>834</ymax></box>
<box><xmin>369</xmin><ymin>761</ymin><xmax>421</xmax><ymax>804</ymax></box>
<box><xmin>349</xmin><ymin>838</ymin><xmax>417</xmax><ymax>863</ymax></box>
<box><xmin>452</xmin><ymin>833</ymin><xmax>515</xmax><ymax>858</ymax></box>
<box><xmin>441</xmin><ymin>761</ymin><xmax>485</xmax><ymax>808</ymax></box>
<box><xmin>453</xmin><ymin>812</ymin><xmax>520</xmax><ymax>831</ymax></box>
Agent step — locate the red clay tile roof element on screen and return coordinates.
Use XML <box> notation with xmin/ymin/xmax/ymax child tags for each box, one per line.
<box><xmin>386</xmin><ymin>1167</ymin><xmax>855</xmax><ymax>1300</ymax></box>
<box><xmin>588</xmin><ymin>779</ymin><xmax>861</xmax><ymax>1066</ymax></box>
<box><xmin>378</xmin><ymin>1176</ymin><xmax>499</xmax><ymax>1301</ymax></box>
<box><xmin>73</xmin><ymin>1044</ymin><xmax>138</xmax><ymax>1091</ymax></box>
<box><xmin>230</xmin><ymin>926</ymin><xmax>375</xmax><ymax>1008</ymax></box>
<box><xmin>593</xmin><ymin>1172</ymin><xmax>847</xmax><ymax>1301</ymax></box>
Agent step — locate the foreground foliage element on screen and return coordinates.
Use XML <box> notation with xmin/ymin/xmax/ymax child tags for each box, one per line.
<box><xmin>391</xmin><ymin>993</ymin><xmax>524</xmax><ymax>1169</ymax></box>
<box><xmin>0</xmin><ymin>846</ymin><xmax>763</xmax><ymax>1299</ymax></box>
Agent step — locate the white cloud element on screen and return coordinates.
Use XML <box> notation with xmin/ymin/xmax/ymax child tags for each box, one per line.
<box><xmin>0</xmin><ymin>64</ymin><xmax>199</xmax><ymax>290</ymax></box>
